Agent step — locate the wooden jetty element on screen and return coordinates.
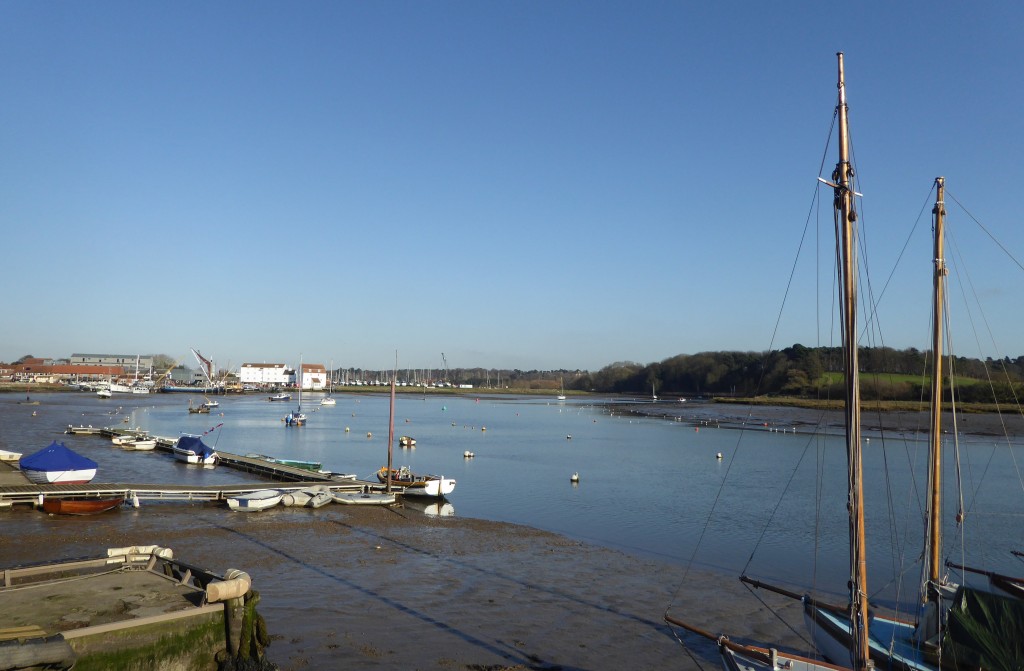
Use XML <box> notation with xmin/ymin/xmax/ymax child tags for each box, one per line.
<box><xmin>0</xmin><ymin>426</ymin><xmax>400</xmax><ymax>507</ymax></box>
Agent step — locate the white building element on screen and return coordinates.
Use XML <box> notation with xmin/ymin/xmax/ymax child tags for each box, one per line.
<box><xmin>239</xmin><ymin>363</ymin><xmax>289</xmax><ymax>387</ymax></box>
<box><xmin>299</xmin><ymin>363</ymin><xmax>327</xmax><ymax>390</ymax></box>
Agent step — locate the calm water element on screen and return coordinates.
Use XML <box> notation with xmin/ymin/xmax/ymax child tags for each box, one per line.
<box><xmin>3</xmin><ymin>391</ymin><xmax>1024</xmax><ymax>605</ymax></box>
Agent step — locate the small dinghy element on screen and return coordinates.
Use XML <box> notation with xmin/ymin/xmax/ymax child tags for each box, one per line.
<box><xmin>282</xmin><ymin>486</ymin><xmax>332</xmax><ymax>508</ymax></box>
<box><xmin>332</xmin><ymin>491</ymin><xmax>397</xmax><ymax>506</ymax></box>
<box><xmin>226</xmin><ymin>489</ymin><xmax>284</xmax><ymax>512</ymax></box>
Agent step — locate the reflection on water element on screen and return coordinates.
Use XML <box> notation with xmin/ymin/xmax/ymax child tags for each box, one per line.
<box><xmin>2</xmin><ymin>391</ymin><xmax>1024</xmax><ymax>606</ymax></box>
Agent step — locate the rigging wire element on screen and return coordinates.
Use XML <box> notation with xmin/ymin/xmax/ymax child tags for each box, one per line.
<box><xmin>665</xmin><ymin>106</ymin><xmax>841</xmax><ymax>662</ymax></box>
<box><xmin>846</xmin><ymin>134</ymin><xmax>919</xmax><ymax>627</ymax></box>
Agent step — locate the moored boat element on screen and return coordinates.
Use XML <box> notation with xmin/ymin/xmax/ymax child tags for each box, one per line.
<box><xmin>42</xmin><ymin>496</ymin><xmax>124</xmax><ymax>515</ymax></box>
<box><xmin>376</xmin><ymin>466</ymin><xmax>455</xmax><ymax>498</ymax></box>
<box><xmin>268</xmin><ymin>392</ymin><xmax>291</xmax><ymax>402</ymax></box>
<box><xmin>399</xmin><ymin>435</ymin><xmax>416</xmax><ymax>448</ymax></box>
<box><xmin>19</xmin><ymin>442</ymin><xmax>97</xmax><ymax>485</ymax></box>
<box><xmin>121</xmin><ymin>439</ymin><xmax>156</xmax><ymax>451</ymax></box>
<box><xmin>226</xmin><ymin>489</ymin><xmax>284</xmax><ymax>512</ymax></box>
<box><xmin>171</xmin><ymin>434</ymin><xmax>218</xmax><ymax>465</ymax></box>
<box><xmin>332</xmin><ymin>490</ymin><xmax>397</xmax><ymax>506</ymax></box>
<box><xmin>245</xmin><ymin>454</ymin><xmax>322</xmax><ymax>471</ymax></box>
<box><xmin>281</xmin><ymin>486</ymin><xmax>332</xmax><ymax>508</ymax></box>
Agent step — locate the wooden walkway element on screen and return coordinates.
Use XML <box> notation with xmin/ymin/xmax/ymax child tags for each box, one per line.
<box><xmin>0</xmin><ymin>426</ymin><xmax>398</xmax><ymax>506</ymax></box>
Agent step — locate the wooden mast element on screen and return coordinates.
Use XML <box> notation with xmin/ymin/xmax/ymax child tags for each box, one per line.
<box><xmin>834</xmin><ymin>51</ymin><xmax>870</xmax><ymax>669</ymax></box>
<box><xmin>927</xmin><ymin>177</ymin><xmax>947</xmax><ymax>591</ymax></box>
<box><xmin>386</xmin><ymin>351</ymin><xmax>397</xmax><ymax>493</ymax></box>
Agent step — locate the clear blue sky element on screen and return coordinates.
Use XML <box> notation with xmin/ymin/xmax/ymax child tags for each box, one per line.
<box><xmin>3</xmin><ymin>2</ymin><xmax>1023</xmax><ymax>373</ymax></box>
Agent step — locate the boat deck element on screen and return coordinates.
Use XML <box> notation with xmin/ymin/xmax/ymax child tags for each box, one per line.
<box><xmin>0</xmin><ymin>548</ymin><xmax>235</xmax><ymax>669</ymax></box>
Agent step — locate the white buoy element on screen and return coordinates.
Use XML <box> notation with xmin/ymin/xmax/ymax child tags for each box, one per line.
<box><xmin>716</xmin><ymin>452</ymin><xmax>723</xmax><ymax>460</ymax></box>
<box><xmin>570</xmin><ymin>472</ymin><xmax>579</xmax><ymax>483</ymax></box>
<box><xmin>463</xmin><ymin>450</ymin><xmax>475</xmax><ymax>458</ymax></box>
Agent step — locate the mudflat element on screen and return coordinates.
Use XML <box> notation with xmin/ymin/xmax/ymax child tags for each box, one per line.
<box><xmin>2</xmin><ymin>504</ymin><xmax>808</xmax><ymax>671</ymax></box>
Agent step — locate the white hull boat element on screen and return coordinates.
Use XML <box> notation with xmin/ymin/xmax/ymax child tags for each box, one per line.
<box><xmin>172</xmin><ymin>434</ymin><xmax>218</xmax><ymax>465</ymax></box>
<box><xmin>22</xmin><ymin>467</ymin><xmax>97</xmax><ymax>485</ymax></box>
<box><xmin>282</xmin><ymin>486</ymin><xmax>332</xmax><ymax>508</ymax></box>
<box><xmin>377</xmin><ymin>467</ymin><xmax>455</xmax><ymax>498</ymax></box>
<box><xmin>332</xmin><ymin>491</ymin><xmax>397</xmax><ymax>506</ymax></box>
<box><xmin>19</xmin><ymin>442</ymin><xmax>97</xmax><ymax>485</ymax></box>
<box><xmin>121</xmin><ymin>439</ymin><xmax>156</xmax><ymax>451</ymax></box>
<box><xmin>173</xmin><ymin>449</ymin><xmax>217</xmax><ymax>465</ymax></box>
<box><xmin>226</xmin><ymin>489</ymin><xmax>284</xmax><ymax>512</ymax></box>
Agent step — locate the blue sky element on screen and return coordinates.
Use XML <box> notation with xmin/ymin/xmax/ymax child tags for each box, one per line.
<box><xmin>3</xmin><ymin>2</ymin><xmax>1024</xmax><ymax>373</ymax></box>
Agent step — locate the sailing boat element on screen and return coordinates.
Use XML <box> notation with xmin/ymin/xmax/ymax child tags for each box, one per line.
<box><xmin>557</xmin><ymin>377</ymin><xmax>566</xmax><ymax>401</ymax></box>
<box><xmin>321</xmin><ymin>360</ymin><xmax>336</xmax><ymax>406</ymax></box>
<box><xmin>376</xmin><ymin>353</ymin><xmax>455</xmax><ymax>498</ymax></box>
<box><xmin>337</xmin><ymin>356</ymin><xmax>397</xmax><ymax>505</ymax></box>
<box><xmin>665</xmin><ymin>51</ymin><xmax>872</xmax><ymax>671</ymax></box>
<box><xmin>285</xmin><ymin>357</ymin><xmax>307</xmax><ymax>427</ymax></box>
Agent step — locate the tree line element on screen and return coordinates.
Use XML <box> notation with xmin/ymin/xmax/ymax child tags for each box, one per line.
<box><xmin>568</xmin><ymin>345</ymin><xmax>1024</xmax><ymax>403</ymax></box>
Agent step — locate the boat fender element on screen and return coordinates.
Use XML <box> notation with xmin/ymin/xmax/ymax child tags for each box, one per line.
<box><xmin>281</xmin><ymin>494</ymin><xmax>296</xmax><ymax>507</ymax></box>
<box><xmin>207</xmin><ymin>570</ymin><xmax>251</xmax><ymax>603</ymax></box>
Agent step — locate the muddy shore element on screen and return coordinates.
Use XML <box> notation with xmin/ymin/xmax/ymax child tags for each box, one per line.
<box><xmin>3</xmin><ymin>503</ymin><xmax>810</xmax><ymax>671</ymax></box>
<box><xmin>610</xmin><ymin>400</ymin><xmax>1024</xmax><ymax>438</ymax></box>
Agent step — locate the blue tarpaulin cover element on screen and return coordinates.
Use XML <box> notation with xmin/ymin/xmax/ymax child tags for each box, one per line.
<box><xmin>176</xmin><ymin>435</ymin><xmax>216</xmax><ymax>458</ymax></box>
<box><xmin>19</xmin><ymin>441</ymin><xmax>97</xmax><ymax>471</ymax></box>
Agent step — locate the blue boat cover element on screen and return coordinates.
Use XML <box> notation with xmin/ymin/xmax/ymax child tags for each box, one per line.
<box><xmin>177</xmin><ymin>435</ymin><xmax>216</xmax><ymax>458</ymax></box>
<box><xmin>19</xmin><ymin>441</ymin><xmax>97</xmax><ymax>471</ymax></box>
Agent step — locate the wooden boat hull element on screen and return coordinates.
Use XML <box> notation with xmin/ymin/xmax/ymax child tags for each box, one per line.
<box><xmin>42</xmin><ymin>496</ymin><xmax>124</xmax><ymax>515</ymax></box>
<box><xmin>804</xmin><ymin>602</ymin><xmax>928</xmax><ymax>671</ymax></box>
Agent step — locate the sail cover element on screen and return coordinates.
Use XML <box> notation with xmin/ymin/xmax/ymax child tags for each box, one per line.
<box><xmin>942</xmin><ymin>586</ymin><xmax>1024</xmax><ymax>669</ymax></box>
<box><xmin>19</xmin><ymin>441</ymin><xmax>97</xmax><ymax>471</ymax></box>
<box><xmin>176</xmin><ymin>435</ymin><xmax>215</xmax><ymax>458</ymax></box>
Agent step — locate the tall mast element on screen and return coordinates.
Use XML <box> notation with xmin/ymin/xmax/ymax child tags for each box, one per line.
<box><xmin>386</xmin><ymin>351</ymin><xmax>397</xmax><ymax>493</ymax></box>
<box><xmin>834</xmin><ymin>51</ymin><xmax>870</xmax><ymax>669</ymax></box>
<box><xmin>927</xmin><ymin>177</ymin><xmax>947</xmax><ymax>592</ymax></box>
